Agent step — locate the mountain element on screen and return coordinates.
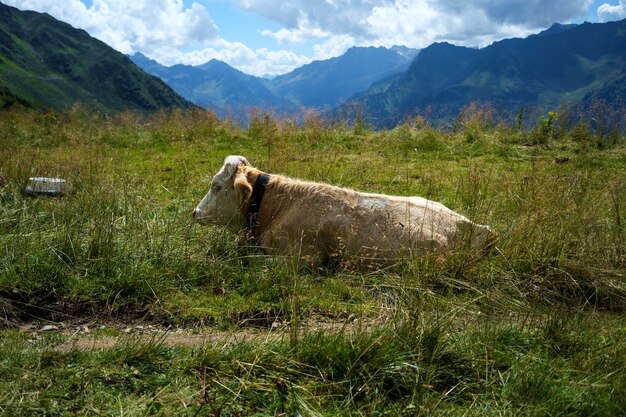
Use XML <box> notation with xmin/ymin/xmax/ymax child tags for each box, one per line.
<box><xmin>267</xmin><ymin>46</ymin><xmax>419</xmax><ymax>108</ymax></box>
<box><xmin>342</xmin><ymin>20</ymin><xmax>626</xmax><ymax>127</ymax></box>
<box><xmin>131</xmin><ymin>45</ymin><xmax>418</xmax><ymax>118</ymax></box>
<box><xmin>0</xmin><ymin>3</ymin><xmax>192</xmax><ymax>112</ymax></box>
<box><xmin>535</xmin><ymin>22</ymin><xmax>578</xmax><ymax>37</ymax></box>
<box><xmin>130</xmin><ymin>53</ymin><xmax>294</xmax><ymax>120</ymax></box>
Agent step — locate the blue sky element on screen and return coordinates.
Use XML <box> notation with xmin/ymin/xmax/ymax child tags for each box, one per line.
<box><xmin>3</xmin><ymin>0</ymin><xmax>625</xmax><ymax>76</ymax></box>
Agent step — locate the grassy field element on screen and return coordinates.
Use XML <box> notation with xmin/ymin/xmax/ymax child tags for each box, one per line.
<box><xmin>0</xmin><ymin>104</ymin><xmax>625</xmax><ymax>415</ymax></box>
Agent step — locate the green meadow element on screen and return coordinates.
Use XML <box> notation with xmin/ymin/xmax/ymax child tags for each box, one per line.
<box><xmin>0</xmin><ymin>105</ymin><xmax>624</xmax><ymax>415</ymax></box>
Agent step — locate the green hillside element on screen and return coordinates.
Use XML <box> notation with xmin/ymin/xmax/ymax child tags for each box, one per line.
<box><xmin>345</xmin><ymin>20</ymin><xmax>626</xmax><ymax>127</ymax></box>
<box><xmin>0</xmin><ymin>3</ymin><xmax>192</xmax><ymax>112</ymax></box>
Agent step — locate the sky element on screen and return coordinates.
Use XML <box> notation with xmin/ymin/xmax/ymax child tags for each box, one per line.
<box><xmin>2</xmin><ymin>0</ymin><xmax>626</xmax><ymax>77</ymax></box>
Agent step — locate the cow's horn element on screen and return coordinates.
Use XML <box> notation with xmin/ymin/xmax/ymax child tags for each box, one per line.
<box><xmin>234</xmin><ymin>156</ymin><xmax>250</xmax><ymax>166</ymax></box>
<box><xmin>219</xmin><ymin>155</ymin><xmax>250</xmax><ymax>179</ymax></box>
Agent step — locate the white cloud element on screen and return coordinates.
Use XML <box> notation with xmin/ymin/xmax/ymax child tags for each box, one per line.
<box><xmin>149</xmin><ymin>39</ymin><xmax>310</xmax><ymax>77</ymax></box>
<box><xmin>4</xmin><ymin>0</ymin><xmax>219</xmax><ymax>55</ymax></box>
<box><xmin>234</xmin><ymin>0</ymin><xmax>370</xmax><ymax>32</ymax></box>
<box><xmin>235</xmin><ymin>0</ymin><xmax>375</xmax><ymax>42</ymax></box>
<box><xmin>598</xmin><ymin>0</ymin><xmax>626</xmax><ymax>21</ymax></box>
<box><xmin>234</xmin><ymin>0</ymin><xmax>594</xmax><ymax>49</ymax></box>
<box><xmin>311</xmin><ymin>34</ymin><xmax>357</xmax><ymax>61</ymax></box>
<box><xmin>261</xmin><ymin>24</ymin><xmax>329</xmax><ymax>44</ymax></box>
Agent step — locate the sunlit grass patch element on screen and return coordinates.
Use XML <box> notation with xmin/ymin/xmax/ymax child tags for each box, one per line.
<box><xmin>0</xmin><ymin>105</ymin><xmax>624</xmax><ymax>415</ymax></box>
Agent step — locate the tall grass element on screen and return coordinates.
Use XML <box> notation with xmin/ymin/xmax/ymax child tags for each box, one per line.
<box><xmin>1</xmin><ymin>306</ymin><xmax>623</xmax><ymax>415</ymax></box>
<box><xmin>0</xmin><ymin>104</ymin><xmax>624</xmax><ymax>415</ymax></box>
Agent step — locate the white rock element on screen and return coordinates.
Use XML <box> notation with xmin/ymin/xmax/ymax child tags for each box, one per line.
<box><xmin>39</xmin><ymin>325</ymin><xmax>58</xmax><ymax>332</ymax></box>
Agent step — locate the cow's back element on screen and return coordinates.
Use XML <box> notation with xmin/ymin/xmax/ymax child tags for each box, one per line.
<box><xmin>256</xmin><ymin>175</ymin><xmax>493</xmax><ymax>268</ymax></box>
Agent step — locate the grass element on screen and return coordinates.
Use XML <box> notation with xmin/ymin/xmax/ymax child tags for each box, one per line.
<box><xmin>0</xmin><ymin>103</ymin><xmax>625</xmax><ymax>415</ymax></box>
<box><xmin>0</xmin><ymin>310</ymin><xmax>624</xmax><ymax>415</ymax></box>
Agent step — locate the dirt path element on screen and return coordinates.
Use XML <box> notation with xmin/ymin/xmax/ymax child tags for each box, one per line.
<box><xmin>16</xmin><ymin>314</ymin><xmax>378</xmax><ymax>350</ymax></box>
<box><xmin>60</xmin><ymin>329</ymin><xmax>286</xmax><ymax>350</ymax></box>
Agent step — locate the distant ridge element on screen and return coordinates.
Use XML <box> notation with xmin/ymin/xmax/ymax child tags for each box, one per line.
<box><xmin>130</xmin><ymin>53</ymin><xmax>293</xmax><ymax>120</ymax></box>
<box><xmin>130</xmin><ymin>45</ymin><xmax>418</xmax><ymax>119</ymax></box>
<box><xmin>0</xmin><ymin>3</ymin><xmax>192</xmax><ymax>112</ymax></box>
<box><xmin>266</xmin><ymin>46</ymin><xmax>418</xmax><ymax>108</ymax></box>
<box><xmin>340</xmin><ymin>19</ymin><xmax>626</xmax><ymax>127</ymax></box>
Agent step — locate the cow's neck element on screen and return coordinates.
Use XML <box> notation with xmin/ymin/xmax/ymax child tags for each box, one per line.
<box><xmin>244</xmin><ymin>172</ymin><xmax>271</xmax><ymax>238</ymax></box>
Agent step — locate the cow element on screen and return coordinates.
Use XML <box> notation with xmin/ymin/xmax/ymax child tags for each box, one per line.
<box><xmin>193</xmin><ymin>155</ymin><xmax>495</xmax><ymax>269</ymax></box>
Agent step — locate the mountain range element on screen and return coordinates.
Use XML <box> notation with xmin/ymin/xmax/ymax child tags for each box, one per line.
<box><xmin>130</xmin><ymin>45</ymin><xmax>418</xmax><ymax>118</ymax></box>
<box><xmin>342</xmin><ymin>20</ymin><xmax>626</xmax><ymax>126</ymax></box>
<box><xmin>1</xmin><ymin>1</ymin><xmax>624</xmax><ymax>128</ymax></box>
<box><xmin>264</xmin><ymin>46</ymin><xmax>418</xmax><ymax>108</ymax></box>
<box><xmin>130</xmin><ymin>53</ymin><xmax>294</xmax><ymax>120</ymax></box>
<box><xmin>0</xmin><ymin>2</ymin><xmax>192</xmax><ymax>112</ymax></box>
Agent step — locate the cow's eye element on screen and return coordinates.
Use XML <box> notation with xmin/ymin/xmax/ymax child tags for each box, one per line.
<box><xmin>212</xmin><ymin>184</ymin><xmax>222</xmax><ymax>192</ymax></box>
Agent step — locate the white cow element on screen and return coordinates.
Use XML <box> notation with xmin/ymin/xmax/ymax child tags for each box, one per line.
<box><xmin>193</xmin><ymin>155</ymin><xmax>494</xmax><ymax>269</ymax></box>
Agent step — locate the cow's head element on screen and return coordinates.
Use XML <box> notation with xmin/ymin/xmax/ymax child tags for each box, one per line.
<box><xmin>193</xmin><ymin>155</ymin><xmax>253</xmax><ymax>231</ymax></box>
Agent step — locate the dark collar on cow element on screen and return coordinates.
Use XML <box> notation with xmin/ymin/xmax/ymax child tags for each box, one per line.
<box><xmin>244</xmin><ymin>173</ymin><xmax>271</xmax><ymax>238</ymax></box>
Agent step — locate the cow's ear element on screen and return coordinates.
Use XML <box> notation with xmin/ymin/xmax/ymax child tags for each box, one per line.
<box><xmin>219</xmin><ymin>155</ymin><xmax>250</xmax><ymax>180</ymax></box>
<box><xmin>234</xmin><ymin>174</ymin><xmax>252</xmax><ymax>210</ymax></box>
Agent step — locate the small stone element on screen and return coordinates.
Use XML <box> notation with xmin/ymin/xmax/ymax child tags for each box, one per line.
<box><xmin>39</xmin><ymin>325</ymin><xmax>58</xmax><ymax>332</ymax></box>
